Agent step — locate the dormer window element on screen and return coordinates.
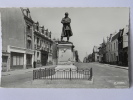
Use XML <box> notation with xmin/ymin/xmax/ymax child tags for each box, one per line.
<box><xmin>41</xmin><ymin>26</ymin><xmax>44</xmax><ymax>34</ymax></box>
<box><xmin>49</xmin><ymin>31</ymin><xmax>51</xmax><ymax>38</ymax></box>
<box><xmin>35</xmin><ymin>22</ymin><xmax>39</xmax><ymax>31</ymax></box>
<box><xmin>37</xmin><ymin>26</ymin><xmax>39</xmax><ymax>31</ymax></box>
<box><xmin>42</xmin><ymin>29</ymin><xmax>44</xmax><ymax>34</ymax></box>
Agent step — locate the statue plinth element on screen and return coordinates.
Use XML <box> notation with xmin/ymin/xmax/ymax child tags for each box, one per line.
<box><xmin>57</xmin><ymin>41</ymin><xmax>75</xmax><ymax>65</ymax></box>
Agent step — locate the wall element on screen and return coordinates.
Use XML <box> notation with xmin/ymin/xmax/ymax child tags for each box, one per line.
<box><xmin>1</xmin><ymin>8</ymin><xmax>25</xmax><ymax>51</ymax></box>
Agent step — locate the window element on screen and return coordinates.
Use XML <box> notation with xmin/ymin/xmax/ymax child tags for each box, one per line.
<box><xmin>37</xmin><ymin>52</ymin><xmax>39</xmax><ymax>58</ymax></box>
<box><xmin>37</xmin><ymin>25</ymin><xmax>39</xmax><ymax>31</ymax></box>
<box><xmin>42</xmin><ymin>29</ymin><xmax>44</xmax><ymax>34</ymax></box>
<box><xmin>19</xmin><ymin>56</ymin><xmax>23</xmax><ymax>65</ymax></box>
<box><xmin>44</xmin><ymin>41</ymin><xmax>46</xmax><ymax>48</ymax></box>
<box><xmin>27</xmin><ymin>40</ymin><xmax>32</xmax><ymax>49</ymax></box>
<box><xmin>37</xmin><ymin>37</ymin><xmax>39</xmax><ymax>45</ymax></box>
<box><xmin>26</xmin><ymin>24</ymin><xmax>32</xmax><ymax>36</ymax></box>
<box><xmin>116</xmin><ymin>41</ymin><xmax>117</xmax><ymax>50</ymax></box>
<box><xmin>2</xmin><ymin>56</ymin><xmax>8</xmax><ymax>63</ymax></box>
<box><xmin>34</xmin><ymin>36</ymin><xmax>36</xmax><ymax>42</ymax></box>
<box><xmin>114</xmin><ymin>43</ymin><xmax>115</xmax><ymax>50</ymax></box>
<box><xmin>26</xmin><ymin>54</ymin><xmax>32</xmax><ymax>65</ymax></box>
<box><xmin>12</xmin><ymin>53</ymin><xmax>24</xmax><ymax>66</ymax></box>
<box><xmin>46</xmin><ymin>32</ymin><xmax>48</xmax><ymax>36</ymax></box>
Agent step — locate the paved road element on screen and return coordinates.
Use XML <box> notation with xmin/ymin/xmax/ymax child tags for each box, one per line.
<box><xmin>1</xmin><ymin>63</ymin><xmax>129</xmax><ymax>88</ymax></box>
<box><xmin>1</xmin><ymin>70</ymin><xmax>33</xmax><ymax>87</ymax></box>
<box><xmin>1</xmin><ymin>66</ymin><xmax>56</xmax><ymax>87</ymax></box>
<box><xmin>75</xmin><ymin>63</ymin><xmax>129</xmax><ymax>88</ymax></box>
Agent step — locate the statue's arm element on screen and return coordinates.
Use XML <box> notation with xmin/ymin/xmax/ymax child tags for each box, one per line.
<box><xmin>64</xmin><ymin>18</ymin><xmax>71</xmax><ymax>24</ymax></box>
<box><xmin>61</xmin><ymin>18</ymin><xmax>71</xmax><ymax>24</ymax></box>
<box><xmin>61</xmin><ymin>18</ymin><xmax>65</xmax><ymax>24</ymax></box>
<box><xmin>66</xmin><ymin>18</ymin><xmax>71</xmax><ymax>23</ymax></box>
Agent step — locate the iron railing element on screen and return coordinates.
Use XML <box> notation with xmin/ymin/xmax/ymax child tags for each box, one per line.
<box><xmin>33</xmin><ymin>68</ymin><xmax>92</xmax><ymax>80</ymax></box>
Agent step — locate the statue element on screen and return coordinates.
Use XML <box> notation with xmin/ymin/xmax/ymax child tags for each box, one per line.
<box><xmin>61</xmin><ymin>12</ymin><xmax>73</xmax><ymax>42</ymax></box>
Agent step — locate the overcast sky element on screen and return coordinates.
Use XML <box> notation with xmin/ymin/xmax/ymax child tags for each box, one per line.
<box><xmin>29</xmin><ymin>8</ymin><xmax>129</xmax><ymax>61</ymax></box>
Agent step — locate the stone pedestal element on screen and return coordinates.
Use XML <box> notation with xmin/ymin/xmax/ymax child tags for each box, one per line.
<box><xmin>57</xmin><ymin>41</ymin><xmax>75</xmax><ymax>65</ymax></box>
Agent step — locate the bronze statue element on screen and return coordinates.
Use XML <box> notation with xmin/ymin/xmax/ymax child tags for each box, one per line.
<box><xmin>61</xmin><ymin>12</ymin><xmax>73</xmax><ymax>42</ymax></box>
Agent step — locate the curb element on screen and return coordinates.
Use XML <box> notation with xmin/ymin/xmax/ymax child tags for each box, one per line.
<box><xmin>93</xmin><ymin>63</ymin><xmax>128</xmax><ymax>70</ymax></box>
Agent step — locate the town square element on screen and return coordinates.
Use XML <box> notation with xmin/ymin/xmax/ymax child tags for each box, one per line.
<box><xmin>0</xmin><ymin>7</ymin><xmax>129</xmax><ymax>88</ymax></box>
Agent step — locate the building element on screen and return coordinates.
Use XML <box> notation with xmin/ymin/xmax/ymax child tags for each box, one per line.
<box><xmin>1</xmin><ymin>8</ymin><xmax>34</xmax><ymax>71</ymax></box>
<box><xmin>34</xmin><ymin>22</ymin><xmax>53</xmax><ymax>67</ymax></box>
<box><xmin>92</xmin><ymin>46</ymin><xmax>99</xmax><ymax>62</ymax></box>
<box><xmin>122</xmin><ymin>26</ymin><xmax>129</xmax><ymax>66</ymax></box>
<box><xmin>118</xmin><ymin>26</ymin><xmax>129</xmax><ymax>66</ymax></box>
<box><xmin>110</xmin><ymin>32</ymin><xmax>119</xmax><ymax>64</ymax></box>
<box><xmin>98</xmin><ymin>39</ymin><xmax>106</xmax><ymax>63</ymax></box>
<box><xmin>83</xmin><ymin>57</ymin><xmax>88</xmax><ymax>63</ymax></box>
<box><xmin>106</xmin><ymin>34</ymin><xmax>113</xmax><ymax>64</ymax></box>
<box><xmin>88</xmin><ymin>54</ymin><xmax>93</xmax><ymax>62</ymax></box>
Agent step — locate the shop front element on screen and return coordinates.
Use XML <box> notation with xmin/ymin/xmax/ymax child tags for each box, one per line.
<box><xmin>7</xmin><ymin>45</ymin><xmax>34</xmax><ymax>71</ymax></box>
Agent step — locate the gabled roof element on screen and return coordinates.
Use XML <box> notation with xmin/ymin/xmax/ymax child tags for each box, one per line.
<box><xmin>111</xmin><ymin>32</ymin><xmax>119</xmax><ymax>42</ymax></box>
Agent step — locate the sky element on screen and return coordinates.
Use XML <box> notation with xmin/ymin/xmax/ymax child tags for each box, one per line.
<box><xmin>29</xmin><ymin>8</ymin><xmax>129</xmax><ymax>61</ymax></box>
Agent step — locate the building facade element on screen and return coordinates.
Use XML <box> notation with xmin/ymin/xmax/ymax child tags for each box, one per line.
<box><xmin>92</xmin><ymin>46</ymin><xmax>99</xmax><ymax>62</ymax></box>
<box><xmin>98</xmin><ymin>39</ymin><xmax>106</xmax><ymax>63</ymax></box>
<box><xmin>34</xmin><ymin>22</ymin><xmax>53</xmax><ymax>67</ymax></box>
<box><xmin>1</xmin><ymin>8</ymin><xmax>53</xmax><ymax>71</ymax></box>
<box><xmin>118</xmin><ymin>26</ymin><xmax>129</xmax><ymax>66</ymax></box>
<box><xmin>1</xmin><ymin>8</ymin><xmax>34</xmax><ymax>71</ymax></box>
<box><xmin>122</xmin><ymin>26</ymin><xmax>129</xmax><ymax>66</ymax></box>
<box><xmin>110</xmin><ymin>32</ymin><xmax>119</xmax><ymax>64</ymax></box>
<box><xmin>106</xmin><ymin>34</ymin><xmax>113</xmax><ymax>64</ymax></box>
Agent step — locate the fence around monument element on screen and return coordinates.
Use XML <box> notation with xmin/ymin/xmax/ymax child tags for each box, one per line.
<box><xmin>33</xmin><ymin>68</ymin><xmax>93</xmax><ymax>80</ymax></box>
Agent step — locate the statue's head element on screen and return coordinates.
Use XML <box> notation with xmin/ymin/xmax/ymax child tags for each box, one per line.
<box><xmin>65</xmin><ymin>12</ymin><xmax>69</xmax><ymax>17</ymax></box>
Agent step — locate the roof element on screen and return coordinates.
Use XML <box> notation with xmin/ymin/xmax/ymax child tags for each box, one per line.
<box><xmin>93</xmin><ymin>46</ymin><xmax>99</xmax><ymax>52</ymax></box>
<box><xmin>123</xmin><ymin>26</ymin><xmax>129</xmax><ymax>35</ymax></box>
<box><xmin>111</xmin><ymin>32</ymin><xmax>119</xmax><ymax>42</ymax></box>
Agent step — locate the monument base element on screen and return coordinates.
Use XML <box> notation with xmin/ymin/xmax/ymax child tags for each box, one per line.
<box><xmin>55</xmin><ymin>64</ymin><xmax>77</xmax><ymax>70</ymax></box>
<box><xmin>57</xmin><ymin>41</ymin><xmax>75</xmax><ymax>65</ymax></box>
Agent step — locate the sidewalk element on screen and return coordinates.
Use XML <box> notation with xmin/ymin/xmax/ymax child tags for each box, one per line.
<box><xmin>1</xmin><ymin>65</ymin><xmax>57</xmax><ymax>76</ymax></box>
<box><xmin>92</xmin><ymin>62</ymin><xmax>129</xmax><ymax>70</ymax></box>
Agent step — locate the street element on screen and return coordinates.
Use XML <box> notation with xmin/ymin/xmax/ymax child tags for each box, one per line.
<box><xmin>75</xmin><ymin>63</ymin><xmax>129</xmax><ymax>88</ymax></box>
<box><xmin>1</xmin><ymin>63</ymin><xmax>129</xmax><ymax>88</ymax></box>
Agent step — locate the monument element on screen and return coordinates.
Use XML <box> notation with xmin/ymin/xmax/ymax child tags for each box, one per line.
<box><xmin>61</xmin><ymin>12</ymin><xmax>73</xmax><ymax>42</ymax></box>
<box><xmin>56</xmin><ymin>12</ymin><xmax>76</xmax><ymax>69</ymax></box>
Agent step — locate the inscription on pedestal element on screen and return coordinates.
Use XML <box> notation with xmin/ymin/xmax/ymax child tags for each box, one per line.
<box><xmin>57</xmin><ymin>42</ymin><xmax>74</xmax><ymax>65</ymax></box>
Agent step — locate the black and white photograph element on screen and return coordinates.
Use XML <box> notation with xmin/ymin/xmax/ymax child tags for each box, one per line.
<box><xmin>0</xmin><ymin>7</ymin><xmax>130</xmax><ymax>88</ymax></box>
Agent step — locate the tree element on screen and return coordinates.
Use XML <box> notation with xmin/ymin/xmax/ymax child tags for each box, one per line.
<box><xmin>74</xmin><ymin>50</ymin><xmax>79</xmax><ymax>62</ymax></box>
